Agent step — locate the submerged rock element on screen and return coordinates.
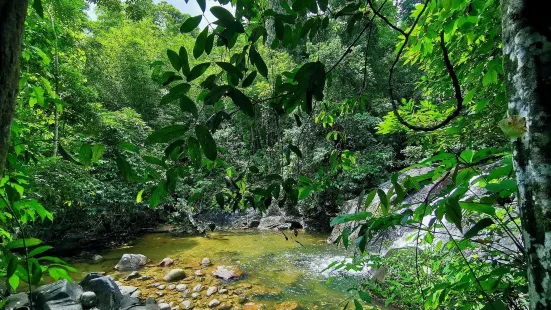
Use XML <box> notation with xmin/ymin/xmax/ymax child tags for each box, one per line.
<box><xmin>158</xmin><ymin>303</ymin><xmax>171</xmax><ymax>310</ymax></box>
<box><xmin>201</xmin><ymin>257</ymin><xmax>211</xmax><ymax>267</ymax></box>
<box><xmin>80</xmin><ymin>291</ymin><xmax>97</xmax><ymax>308</ymax></box>
<box><xmin>181</xmin><ymin>300</ymin><xmax>192</xmax><ymax>309</ymax></box>
<box><xmin>208</xmin><ymin>299</ymin><xmax>220</xmax><ymax>308</ymax></box>
<box><xmin>194</xmin><ymin>270</ymin><xmax>204</xmax><ymax>276</ymax></box>
<box><xmin>80</xmin><ymin>273</ymin><xmax>123</xmax><ymax>310</ymax></box>
<box><xmin>114</xmin><ymin>254</ymin><xmax>149</xmax><ymax>271</ymax></box>
<box><xmin>243</xmin><ymin>303</ymin><xmax>264</xmax><ymax>310</ymax></box>
<box><xmin>212</xmin><ymin>266</ymin><xmax>244</xmax><ymax>281</ymax></box>
<box><xmin>92</xmin><ymin>255</ymin><xmax>104</xmax><ymax>263</ymax></box>
<box><xmin>163</xmin><ymin>269</ymin><xmax>186</xmax><ymax>282</ymax></box>
<box><xmin>274</xmin><ymin>301</ymin><xmax>304</xmax><ymax>310</ymax></box>
<box><xmin>158</xmin><ymin>257</ymin><xmax>174</xmax><ymax>267</ymax></box>
<box><xmin>175</xmin><ymin>284</ymin><xmax>187</xmax><ymax>292</ymax></box>
<box><xmin>206</xmin><ymin>286</ymin><xmax>217</xmax><ymax>297</ymax></box>
<box><xmin>192</xmin><ymin>284</ymin><xmax>203</xmax><ymax>292</ymax></box>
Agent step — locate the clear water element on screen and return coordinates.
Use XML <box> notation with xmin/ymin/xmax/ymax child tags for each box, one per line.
<box><xmin>70</xmin><ymin>230</ymin><xmax>392</xmax><ymax>309</ymax></box>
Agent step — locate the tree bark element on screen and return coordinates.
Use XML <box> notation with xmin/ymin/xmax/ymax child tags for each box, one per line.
<box><xmin>502</xmin><ymin>1</ymin><xmax>551</xmax><ymax>309</ymax></box>
<box><xmin>0</xmin><ymin>0</ymin><xmax>28</xmax><ymax>178</ymax></box>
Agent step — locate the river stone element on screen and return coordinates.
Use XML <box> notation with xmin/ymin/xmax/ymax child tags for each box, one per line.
<box><xmin>44</xmin><ymin>297</ymin><xmax>83</xmax><ymax>310</ymax></box>
<box><xmin>191</xmin><ymin>293</ymin><xmax>199</xmax><ymax>299</ymax></box>
<box><xmin>201</xmin><ymin>258</ymin><xmax>211</xmax><ymax>267</ymax></box>
<box><xmin>3</xmin><ymin>292</ymin><xmax>29</xmax><ymax>310</ymax></box>
<box><xmin>80</xmin><ymin>291</ymin><xmax>97</xmax><ymax>308</ymax></box>
<box><xmin>194</xmin><ymin>270</ymin><xmax>204</xmax><ymax>276</ymax></box>
<box><xmin>80</xmin><ymin>273</ymin><xmax>123</xmax><ymax>310</ymax></box>
<box><xmin>119</xmin><ymin>286</ymin><xmax>138</xmax><ymax>296</ymax></box>
<box><xmin>206</xmin><ymin>287</ymin><xmax>217</xmax><ymax>297</ymax></box>
<box><xmin>219</xmin><ymin>304</ymin><xmax>232</xmax><ymax>310</ymax></box>
<box><xmin>181</xmin><ymin>300</ymin><xmax>192</xmax><ymax>310</ymax></box>
<box><xmin>158</xmin><ymin>285</ymin><xmax>166</xmax><ymax>290</ymax></box>
<box><xmin>158</xmin><ymin>257</ymin><xmax>174</xmax><ymax>267</ymax></box>
<box><xmin>114</xmin><ymin>254</ymin><xmax>148</xmax><ymax>271</ymax></box>
<box><xmin>124</xmin><ymin>271</ymin><xmax>140</xmax><ymax>281</ymax></box>
<box><xmin>120</xmin><ymin>296</ymin><xmax>140</xmax><ymax>310</ymax></box>
<box><xmin>34</xmin><ymin>280</ymin><xmax>84</xmax><ymax>306</ymax></box>
<box><xmin>192</xmin><ymin>284</ymin><xmax>203</xmax><ymax>292</ymax></box>
<box><xmin>158</xmin><ymin>303</ymin><xmax>171</xmax><ymax>310</ymax></box>
<box><xmin>175</xmin><ymin>284</ymin><xmax>187</xmax><ymax>292</ymax></box>
<box><xmin>208</xmin><ymin>299</ymin><xmax>220</xmax><ymax>308</ymax></box>
<box><xmin>148</xmin><ymin>283</ymin><xmax>160</xmax><ymax>288</ymax></box>
<box><xmin>140</xmin><ymin>276</ymin><xmax>150</xmax><ymax>281</ymax></box>
<box><xmin>146</xmin><ymin>297</ymin><xmax>156</xmax><ymax>305</ymax></box>
<box><xmin>212</xmin><ymin>266</ymin><xmax>245</xmax><ymax>281</ymax></box>
<box><xmin>242</xmin><ymin>303</ymin><xmax>263</xmax><ymax>310</ymax></box>
<box><xmin>130</xmin><ymin>290</ymin><xmax>141</xmax><ymax>298</ymax></box>
<box><xmin>274</xmin><ymin>301</ymin><xmax>303</xmax><ymax>310</ymax></box>
<box><xmin>92</xmin><ymin>255</ymin><xmax>104</xmax><ymax>263</ymax></box>
<box><xmin>163</xmin><ymin>269</ymin><xmax>186</xmax><ymax>282</ymax></box>
<box><xmin>157</xmin><ymin>292</ymin><xmax>164</xmax><ymax>297</ymax></box>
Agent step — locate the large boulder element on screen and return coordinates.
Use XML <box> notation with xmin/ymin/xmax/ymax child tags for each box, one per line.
<box><xmin>34</xmin><ymin>280</ymin><xmax>83</xmax><ymax>310</ymax></box>
<box><xmin>4</xmin><ymin>292</ymin><xmax>30</xmax><ymax>310</ymax></box>
<box><xmin>212</xmin><ymin>266</ymin><xmax>245</xmax><ymax>281</ymax></box>
<box><xmin>163</xmin><ymin>269</ymin><xmax>186</xmax><ymax>282</ymax></box>
<box><xmin>80</xmin><ymin>273</ymin><xmax>123</xmax><ymax>310</ymax></box>
<box><xmin>114</xmin><ymin>254</ymin><xmax>148</xmax><ymax>271</ymax></box>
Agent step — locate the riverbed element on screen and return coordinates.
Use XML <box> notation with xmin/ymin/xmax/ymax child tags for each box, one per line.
<box><xmin>70</xmin><ymin>230</ymin><xmax>391</xmax><ymax>309</ymax></box>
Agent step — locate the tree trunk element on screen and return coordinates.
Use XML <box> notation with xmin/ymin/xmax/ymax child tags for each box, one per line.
<box><xmin>502</xmin><ymin>1</ymin><xmax>551</xmax><ymax>309</ymax></box>
<box><xmin>0</xmin><ymin>0</ymin><xmax>28</xmax><ymax>178</ymax></box>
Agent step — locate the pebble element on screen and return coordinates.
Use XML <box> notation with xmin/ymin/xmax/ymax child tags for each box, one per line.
<box><xmin>208</xmin><ymin>299</ymin><xmax>220</xmax><ymax>308</ymax></box>
<box><xmin>158</xmin><ymin>285</ymin><xmax>166</xmax><ymax>290</ymax></box>
<box><xmin>218</xmin><ymin>289</ymin><xmax>228</xmax><ymax>294</ymax></box>
<box><xmin>193</xmin><ymin>284</ymin><xmax>203</xmax><ymax>292</ymax></box>
<box><xmin>124</xmin><ymin>271</ymin><xmax>140</xmax><ymax>281</ymax></box>
<box><xmin>140</xmin><ymin>276</ymin><xmax>150</xmax><ymax>281</ymax></box>
<box><xmin>157</xmin><ymin>292</ymin><xmax>165</xmax><ymax>297</ymax></box>
<box><xmin>182</xmin><ymin>300</ymin><xmax>192</xmax><ymax>309</ymax></box>
<box><xmin>158</xmin><ymin>303</ymin><xmax>171</xmax><ymax>310</ymax></box>
<box><xmin>176</xmin><ymin>284</ymin><xmax>187</xmax><ymax>292</ymax></box>
<box><xmin>191</xmin><ymin>293</ymin><xmax>199</xmax><ymax>299</ymax></box>
<box><xmin>206</xmin><ymin>286</ymin><xmax>218</xmax><ymax>297</ymax></box>
<box><xmin>168</xmin><ymin>284</ymin><xmax>176</xmax><ymax>290</ymax></box>
<box><xmin>201</xmin><ymin>257</ymin><xmax>211</xmax><ymax>266</ymax></box>
<box><xmin>148</xmin><ymin>283</ymin><xmax>160</xmax><ymax>288</ymax></box>
<box><xmin>194</xmin><ymin>270</ymin><xmax>204</xmax><ymax>276</ymax></box>
<box><xmin>80</xmin><ymin>291</ymin><xmax>97</xmax><ymax>308</ymax></box>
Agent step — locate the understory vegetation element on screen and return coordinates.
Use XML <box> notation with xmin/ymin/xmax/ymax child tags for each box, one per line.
<box><xmin>1</xmin><ymin>0</ymin><xmax>549</xmax><ymax>309</ymax></box>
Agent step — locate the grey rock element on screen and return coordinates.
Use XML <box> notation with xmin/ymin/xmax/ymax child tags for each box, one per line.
<box><xmin>114</xmin><ymin>254</ymin><xmax>148</xmax><ymax>271</ymax></box>
<box><xmin>156</xmin><ymin>292</ymin><xmax>164</xmax><ymax>297</ymax></box>
<box><xmin>158</xmin><ymin>258</ymin><xmax>174</xmax><ymax>267</ymax></box>
<box><xmin>175</xmin><ymin>284</ymin><xmax>187</xmax><ymax>292</ymax></box>
<box><xmin>147</xmin><ymin>283</ymin><xmax>160</xmax><ymax>288</ymax></box>
<box><xmin>4</xmin><ymin>292</ymin><xmax>30</xmax><ymax>310</ymax></box>
<box><xmin>119</xmin><ymin>286</ymin><xmax>138</xmax><ymax>296</ymax></box>
<box><xmin>124</xmin><ymin>271</ymin><xmax>140</xmax><ymax>281</ymax></box>
<box><xmin>208</xmin><ymin>299</ymin><xmax>220</xmax><ymax>308</ymax></box>
<box><xmin>157</xmin><ymin>285</ymin><xmax>166</xmax><ymax>290</ymax></box>
<box><xmin>80</xmin><ymin>291</ymin><xmax>97</xmax><ymax>308</ymax></box>
<box><xmin>92</xmin><ymin>255</ymin><xmax>103</xmax><ymax>263</ymax></box>
<box><xmin>140</xmin><ymin>276</ymin><xmax>150</xmax><ymax>281</ymax></box>
<box><xmin>80</xmin><ymin>273</ymin><xmax>123</xmax><ymax>310</ymax></box>
<box><xmin>145</xmin><ymin>297</ymin><xmax>156</xmax><ymax>305</ymax></box>
<box><xmin>167</xmin><ymin>284</ymin><xmax>176</xmax><ymax>290</ymax></box>
<box><xmin>44</xmin><ymin>297</ymin><xmax>83</xmax><ymax>310</ymax></box>
<box><xmin>119</xmin><ymin>295</ymin><xmax>140</xmax><ymax>310</ymax></box>
<box><xmin>211</xmin><ymin>266</ymin><xmax>245</xmax><ymax>281</ymax></box>
<box><xmin>200</xmin><ymin>258</ymin><xmax>211</xmax><ymax>267</ymax></box>
<box><xmin>194</xmin><ymin>270</ymin><xmax>204</xmax><ymax>276</ymax></box>
<box><xmin>158</xmin><ymin>303</ymin><xmax>171</xmax><ymax>310</ymax></box>
<box><xmin>218</xmin><ymin>289</ymin><xmax>228</xmax><ymax>294</ymax></box>
<box><xmin>163</xmin><ymin>269</ymin><xmax>186</xmax><ymax>282</ymax></box>
<box><xmin>192</xmin><ymin>285</ymin><xmax>202</xmax><ymax>292</ymax></box>
<box><xmin>191</xmin><ymin>293</ymin><xmax>199</xmax><ymax>299</ymax></box>
<box><xmin>181</xmin><ymin>300</ymin><xmax>192</xmax><ymax>310</ymax></box>
<box><xmin>206</xmin><ymin>287</ymin><xmax>217</xmax><ymax>297</ymax></box>
<box><xmin>34</xmin><ymin>280</ymin><xmax>84</xmax><ymax>307</ymax></box>
<box><xmin>130</xmin><ymin>290</ymin><xmax>141</xmax><ymax>298</ymax></box>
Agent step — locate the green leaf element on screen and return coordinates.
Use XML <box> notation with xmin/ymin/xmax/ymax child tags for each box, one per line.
<box><xmin>146</xmin><ymin>125</ymin><xmax>189</xmax><ymax>144</ymax></box>
<box><xmin>180</xmin><ymin>15</ymin><xmax>202</xmax><ymax>33</ymax></box>
<box><xmin>211</xmin><ymin>6</ymin><xmax>234</xmax><ymax>21</ymax></box>
<box><xmin>194</xmin><ymin>27</ymin><xmax>208</xmax><ymax>59</ymax></box>
<box><xmin>288</xmin><ymin>144</ymin><xmax>302</xmax><ymax>158</ymax></box>
<box><xmin>167</xmin><ymin>49</ymin><xmax>182</xmax><ymax>71</ymax></box>
<box><xmin>216</xmin><ymin>62</ymin><xmax>243</xmax><ymax>78</ymax></box>
<box><xmin>197</xmin><ymin>0</ymin><xmax>206</xmax><ymax>12</ymax></box>
<box><xmin>377</xmin><ymin>189</ymin><xmax>388</xmax><ymax>214</ymax></box>
<box><xmin>91</xmin><ymin>145</ymin><xmax>105</xmax><ymax>163</ymax></box>
<box><xmin>28</xmin><ymin>245</ymin><xmax>53</xmax><ymax>257</ymax></box>
<box><xmin>33</xmin><ymin>0</ymin><xmax>44</xmax><ymax>17</ymax></box>
<box><xmin>143</xmin><ymin>155</ymin><xmax>166</xmax><ymax>167</ymax></box>
<box><xmin>119</xmin><ymin>141</ymin><xmax>139</xmax><ymax>153</ymax></box>
<box><xmin>330</xmin><ymin>212</ymin><xmax>372</xmax><ymax>226</ymax></box>
<box><xmin>298</xmin><ymin>186</ymin><xmax>312</xmax><ymax>200</ymax></box>
<box><xmin>161</xmin><ymin>83</ymin><xmax>191</xmax><ymax>105</ymax></box>
<box><xmin>180</xmin><ymin>96</ymin><xmax>198</xmax><ymax>117</ymax></box>
<box><xmin>318</xmin><ymin>0</ymin><xmax>328</xmax><ymax>11</ymax></box>
<box><xmin>354</xmin><ymin>299</ymin><xmax>363</xmax><ymax>310</ymax></box>
<box><xmin>249</xmin><ymin>27</ymin><xmax>267</xmax><ymax>44</ymax></box>
<box><xmin>249</xmin><ymin>45</ymin><xmax>268</xmax><ymax>79</ymax></box>
<box><xmin>195</xmin><ymin>125</ymin><xmax>217</xmax><ymax>161</ymax></box>
<box><xmin>459</xmin><ymin>202</ymin><xmax>496</xmax><ymax>216</ymax></box>
<box><xmin>242</xmin><ymin>71</ymin><xmax>257</xmax><ymax>88</ymax></box>
<box><xmin>187</xmin><ymin>63</ymin><xmax>211</xmax><ymax>82</ymax></box>
<box><xmin>7</xmin><ymin>256</ymin><xmax>18</xmax><ymax>278</ymax></box>
<box><xmin>79</xmin><ymin>144</ymin><xmax>93</xmax><ymax>167</ymax></box>
<box><xmin>216</xmin><ymin>193</ymin><xmax>225</xmax><ymax>208</ymax></box>
<box><xmin>136</xmin><ymin>190</ymin><xmax>144</xmax><ymax>203</ymax></box>
<box><xmin>358</xmin><ymin>291</ymin><xmax>371</xmax><ymax>303</ymax></box>
<box><xmin>464</xmin><ymin>218</ymin><xmax>494</xmax><ymax>239</ymax></box>
<box><xmin>179</xmin><ymin>46</ymin><xmax>190</xmax><ymax>75</ymax></box>
<box><xmin>31</xmin><ymin>260</ymin><xmax>43</xmax><ymax>285</ymax></box>
<box><xmin>9</xmin><ymin>274</ymin><xmax>19</xmax><ymax>290</ymax></box>
<box><xmin>187</xmin><ymin>137</ymin><xmax>202</xmax><ymax>168</ymax></box>
<box><xmin>275</xmin><ymin>18</ymin><xmax>285</xmax><ymax>40</ymax></box>
<box><xmin>249</xmin><ymin>166</ymin><xmax>260</xmax><ymax>173</ymax></box>
<box><xmin>445</xmin><ymin>198</ymin><xmax>463</xmax><ymax>232</ymax></box>
<box><xmin>6</xmin><ymin>238</ymin><xmax>43</xmax><ymax>249</ymax></box>
<box><xmin>364</xmin><ymin>190</ymin><xmax>377</xmax><ymax>209</ymax></box>
<box><xmin>205</xmin><ymin>34</ymin><xmax>215</xmax><ymax>55</ymax></box>
<box><xmin>229</xmin><ymin>88</ymin><xmax>255</xmax><ymax>117</ymax></box>
<box><xmin>342</xmin><ymin>227</ymin><xmax>350</xmax><ymax>248</ymax></box>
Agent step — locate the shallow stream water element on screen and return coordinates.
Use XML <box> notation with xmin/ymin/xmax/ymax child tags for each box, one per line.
<box><xmin>71</xmin><ymin>230</ymin><xmax>392</xmax><ymax>309</ymax></box>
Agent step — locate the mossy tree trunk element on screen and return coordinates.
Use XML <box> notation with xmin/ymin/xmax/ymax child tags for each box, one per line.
<box><xmin>0</xmin><ymin>0</ymin><xmax>28</xmax><ymax>178</ymax></box>
<box><xmin>502</xmin><ymin>1</ymin><xmax>551</xmax><ymax>308</ymax></box>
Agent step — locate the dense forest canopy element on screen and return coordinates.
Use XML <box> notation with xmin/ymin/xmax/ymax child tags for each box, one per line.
<box><xmin>0</xmin><ymin>0</ymin><xmax>550</xmax><ymax>309</ymax></box>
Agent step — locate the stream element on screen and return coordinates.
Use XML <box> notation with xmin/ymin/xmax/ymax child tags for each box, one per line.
<box><xmin>70</xmin><ymin>230</ymin><xmax>393</xmax><ymax>309</ymax></box>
